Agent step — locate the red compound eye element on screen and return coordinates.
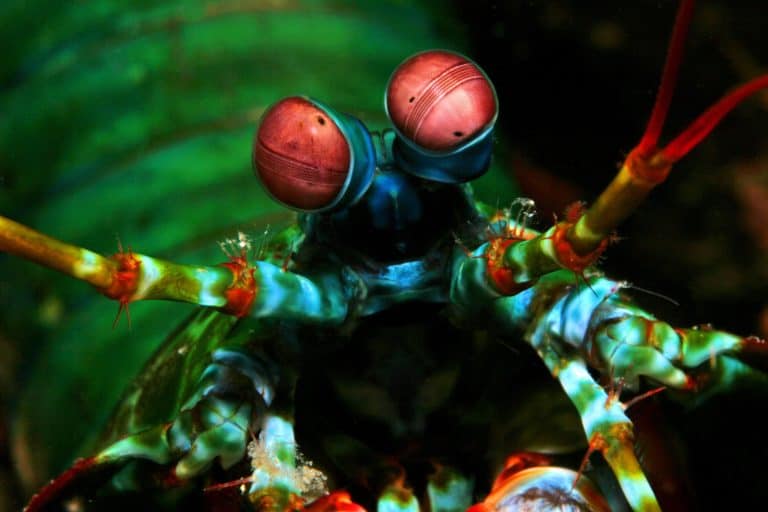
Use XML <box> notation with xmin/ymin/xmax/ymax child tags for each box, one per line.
<box><xmin>253</xmin><ymin>97</ymin><xmax>351</xmax><ymax>211</ymax></box>
<box><xmin>386</xmin><ymin>50</ymin><xmax>497</xmax><ymax>152</ymax></box>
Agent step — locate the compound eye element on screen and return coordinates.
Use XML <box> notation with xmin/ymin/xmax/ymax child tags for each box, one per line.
<box><xmin>386</xmin><ymin>50</ymin><xmax>497</xmax><ymax>152</ymax></box>
<box><xmin>253</xmin><ymin>97</ymin><xmax>352</xmax><ymax>211</ymax></box>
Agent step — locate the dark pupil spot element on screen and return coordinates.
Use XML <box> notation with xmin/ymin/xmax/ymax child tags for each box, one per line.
<box><xmin>409</xmin><ymin>96</ymin><xmax>415</xmax><ymax>103</ymax></box>
<box><xmin>453</xmin><ymin>131</ymin><xmax>464</xmax><ymax>137</ymax></box>
<box><xmin>317</xmin><ymin>116</ymin><xmax>326</xmax><ymax>125</ymax></box>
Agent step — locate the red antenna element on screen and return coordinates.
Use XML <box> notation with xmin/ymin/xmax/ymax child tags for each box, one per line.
<box><xmin>565</xmin><ymin>0</ymin><xmax>768</xmax><ymax>256</ymax></box>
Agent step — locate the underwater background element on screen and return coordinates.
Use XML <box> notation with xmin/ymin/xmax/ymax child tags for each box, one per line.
<box><xmin>1</xmin><ymin>1</ymin><xmax>767</xmax><ymax>509</ymax></box>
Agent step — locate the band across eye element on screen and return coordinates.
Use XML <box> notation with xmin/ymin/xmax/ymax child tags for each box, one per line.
<box><xmin>252</xmin><ymin>97</ymin><xmax>375</xmax><ymax>212</ymax></box>
<box><xmin>386</xmin><ymin>50</ymin><xmax>497</xmax><ymax>153</ymax></box>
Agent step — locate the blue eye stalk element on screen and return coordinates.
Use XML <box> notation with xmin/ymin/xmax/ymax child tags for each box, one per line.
<box><xmin>252</xmin><ymin>50</ymin><xmax>498</xmax><ymax>215</ymax></box>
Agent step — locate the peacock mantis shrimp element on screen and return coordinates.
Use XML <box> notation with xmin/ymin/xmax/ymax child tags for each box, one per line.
<box><xmin>2</xmin><ymin>0</ymin><xmax>768</xmax><ymax>510</ymax></box>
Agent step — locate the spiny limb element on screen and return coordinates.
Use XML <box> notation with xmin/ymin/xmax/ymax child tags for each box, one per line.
<box><xmin>477</xmin><ymin>267</ymin><xmax>767</xmax><ymax>394</ymax></box>
<box><xmin>484</xmin><ymin>222</ymin><xmax>609</xmax><ymax>293</ymax></box>
<box><xmin>99</xmin><ymin>347</ymin><xmax>276</xmax><ymax>479</ymax></box>
<box><xmin>24</xmin><ymin>395</ymin><xmax>254</xmax><ymax>512</ymax></box>
<box><xmin>24</xmin><ymin>345</ymin><xmax>277</xmax><ymax>512</ymax></box>
<box><xmin>485</xmin><ymin>280</ymin><xmax>660</xmax><ymax>510</ymax></box>
<box><xmin>537</xmin><ymin>345</ymin><xmax>660</xmax><ymax>512</ymax></box>
<box><xmin>483</xmin><ymin>272</ymin><xmax>766</xmax><ymax>510</ymax></box>
<box><xmin>0</xmin><ymin>214</ymin><xmax>349</xmax><ymax>325</ymax></box>
<box><xmin>457</xmin><ymin>201</ymin><xmax>609</xmax><ymax>298</ymax></box>
<box><xmin>482</xmin><ymin>199</ymin><xmax>604</xmax><ymax>289</ymax></box>
<box><xmin>450</xmin><ymin>237</ymin><xmax>609</xmax><ymax>316</ymax></box>
<box><xmin>588</xmin><ymin>303</ymin><xmax>768</xmax><ymax>390</ymax></box>
<box><xmin>0</xmin><ymin>213</ymin><xmax>247</xmax><ymax>310</ymax></box>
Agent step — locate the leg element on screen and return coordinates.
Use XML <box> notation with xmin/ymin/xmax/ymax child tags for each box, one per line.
<box><xmin>25</xmin><ymin>316</ymin><xmax>281</xmax><ymax>512</ymax></box>
<box><xmin>477</xmin><ymin>271</ymin><xmax>767</xmax><ymax>511</ymax></box>
<box><xmin>98</xmin><ymin>345</ymin><xmax>277</xmax><ymax>478</ymax></box>
<box><xmin>0</xmin><ymin>217</ymin><xmax>351</xmax><ymax>325</ymax></box>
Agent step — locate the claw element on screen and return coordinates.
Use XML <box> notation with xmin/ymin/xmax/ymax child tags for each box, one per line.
<box><xmin>595</xmin><ymin>318</ymin><xmax>691</xmax><ymax>389</ymax></box>
<box><xmin>174</xmin><ymin>418</ymin><xmax>249</xmax><ymax>478</ymax></box>
<box><xmin>174</xmin><ymin>398</ymin><xmax>252</xmax><ymax>478</ymax></box>
<box><xmin>591</xmin><ymin>310</ymin><xmax>763</xmax><ymax>391</ymax></box>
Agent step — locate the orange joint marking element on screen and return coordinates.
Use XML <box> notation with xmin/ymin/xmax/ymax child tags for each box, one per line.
<box><xmin>684</xmin><ymin>374</ymin><xmax>698</xmax><ymax>391</ymax></box>
<box><xmin>589</xmin><ymin>432</ymin><xmax>609</xmax><ymax>455</ymax></box>
<box><xmin>250</xmin><ymin>490</ymin><xmax>304</xmax><ymax>512</ymax></box>
<box><xmin>485</xmin><ymin>237</ymin><xmax>534</xmax><ymax>296</ymax></box>
<box><xmin>489</xmin><ymin>210</ymin><xmax>506</xmax><ymax>224</ymax></box>
<box><xmin>100</xmin><ymin>250</ymin><xmax>141</xmax><ymax>327</ymax></box>
<box><xmin>551</xmin><ymin>221</ymin><xmax>608</xmax><ymax>273</ymax></box>
<box><xmin>574</xmin><ymin>432</ymin><xmax>608</xmax><ymax>488</ymax></box>
<box><xmin>491</xmin><ymin>452</ymin><xmax>551</xmax><ymax>492</ymax></box>
<box><xmin>220</xmin><ymin>256</ymin><xmax>257</xmax><ymax>318</ymax></box>
<box><xmin>606</xmin><ymin>422</ymin><xmax>635</xmax><ymax>450</ymax></box>
<box><xmin>162</xmin><ymin>467</ymin><xmax>185</xmax><ymax>488</ymax></box>
<box><xmin>626</xmin><ymin>147</ymin><xmax>673</xmax><ymax>186</ymax></box>
<box><xmin>305</xmin><ymin>490</ymin><xmax>366</xmax><ymax>512</ymax></box>
<box><xmin>644</xmin><ymin>318</ymin><xmax>657</xmax><ymax>349</ymax></box>
<box><xmin>101</xmin><ymin>250</ymin><xmax>141</xmax><ymax>301</ymax></box>
<box><xmin>564</xmin><ymin>201</ymin><xmax>587</xmax><ymax>223</ymax></box>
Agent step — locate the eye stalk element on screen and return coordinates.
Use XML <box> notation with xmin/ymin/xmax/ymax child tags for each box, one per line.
<box><xmin>385</xmin><ymin>50</ymin><xmax>498</xmax><ymax>183</ymax></box>
<box><xmin>253</xmin><ymin>96</ymin><xmax>375</xmax><ymax>212</ymax></box>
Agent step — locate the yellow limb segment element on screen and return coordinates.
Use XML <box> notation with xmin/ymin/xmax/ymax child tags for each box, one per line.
<box><xmin>0</xmin><ymin>214</ymin><xmax>116</xmax><ymax>289</ymax></box>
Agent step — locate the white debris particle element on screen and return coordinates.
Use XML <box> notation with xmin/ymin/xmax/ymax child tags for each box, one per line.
<box><xmin>247</xmin><ymin>438</ymin><xmax>328</xmax><ymax>501</ymax></box>
<box><xmin>219</xmin><ymin>231</ymin><xmax>254</xmax><ymax>259</ymax></box>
